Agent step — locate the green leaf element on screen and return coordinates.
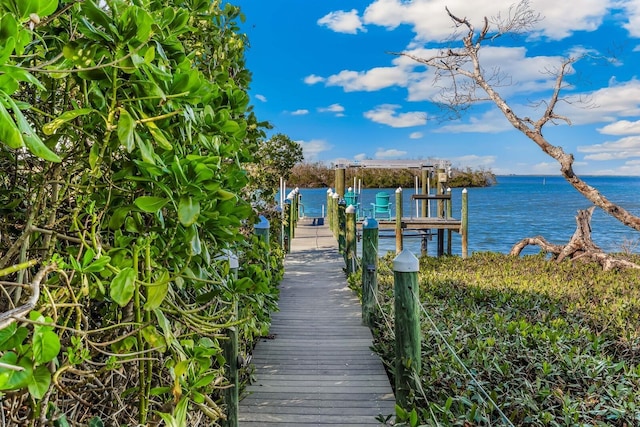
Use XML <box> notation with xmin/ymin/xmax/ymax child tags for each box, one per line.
<box><xmin>3</xmin><ymin>94</ymin><xmax>60</xmax><ymax>162</ymax></box>
<box><xmin>187</xmin><ymin>225</ymin><xmax>201</xmax><ymax>256</ymax></box>
<box><xmin>142</xmin><ymin>115</ymin><xmax>172</xmax><ymax>150</ymax></box>
<box><xmin>134</xmin><ymin>196</ymin><xmax>169</xmax><ymax>213</ymax></box>
<box><xmin>87</xmin><ymin>417</ymin><xmax>104</xmax><ymax>427</ymax></box>
<box><xmin>0</xmin><ymin>353</ymin><xmax>32</xmax><ymax>390</ymax></box>
<box><xmin>0</xmin><ymin>97</ymin><xmax>22</xmax><ymax>149</ymax></box>
<box><xmin>0</xmin><ymin>324</ymin><xmax>28</xmax><ymax>351</ymax></box>
<box><xmin>28</xmin><ymin>365</ymin><xmax>51</xmax><ymax>399</ymax></box>
<box><xmin>117</xmin><ymin>108</ymin><xmax>136</xmax><ymax>152</ymax></box>
<box><xmin>33</xmin><ymin>328</ymin><xmax>61</xmax><ymax>364</ymax></box>
<box><xmin>178</xmin><ymin>196</ymin><xmax>200</xmax><ymax>226</ymax></box>
<box><xmin>84</xmin><ymin>255</ymin><xmax>111</xmax><ymax>273</ymax></box>
<box><xmin>144</xmin><ymin>269</ymin><xmax>169</xmax><ymax>310</ymax></box>
<box><xmin>108</xmin><ymin>206</ymin><xmax>131</xmax><ymax>230</ymax></box>
<box><xmin>43</xmin><ymin>108</ymin><xmax>94</xmax><ymax>135</ymax></box>
<box><xmin>192</xmin><ymin>373</ymin><xmax>215</xmax><ymax>388</ymax></box>
<box><xmin>110</xmin><ymin>267</ymin><xmax>136</xmax><ymax>307</ymax></box>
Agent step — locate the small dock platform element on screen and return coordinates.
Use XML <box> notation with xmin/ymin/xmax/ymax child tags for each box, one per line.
<box><xmin>238</xmin><ymin>218</ymin><xmax>395</xmax><ymax>426</ymax></box>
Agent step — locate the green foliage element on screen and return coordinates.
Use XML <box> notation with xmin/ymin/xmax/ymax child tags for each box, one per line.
<box><xmin>247</xmin><ymin>133</ymin><xmax>304</xmax><ymax>204</ymax></box>
<box><xmin>0</xmin><ymin>1</ymin><xmax>283</xmax><ymax>425</ymax></box>
<box><xmin>289</xmin><ymin>163</ymin><xmax>496</xmax><ymax>188</ymax></box>
<box><xmin>367</xmin><ymin>253</ymin><xmax>640</xmax><ymax>425</ymax></box>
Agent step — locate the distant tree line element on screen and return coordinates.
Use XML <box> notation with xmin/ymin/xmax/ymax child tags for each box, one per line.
<box><xmin>289</xmin><ymin>162</ymin><xmax>496</xmax><ymax>188</ymax></box>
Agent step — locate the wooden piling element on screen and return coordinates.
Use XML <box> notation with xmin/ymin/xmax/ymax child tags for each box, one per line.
<box><xmin>335</xmin><ymin>166</ymin><xmax>346</xmax><ymax>199</ymax></box>
<box><xmin>421</xmin><ymin>169</ymin><xmax>428</xmax><ymax>218</ymax></box>
<box><xmin>462</xmin><ymin>188</ymin><xmax>468</xmax><ymax>259</ymax></box>
<box><xmin>393</xmin><ymin>250</ymin><xmax>421</xmax><ymax>409</ymax></box>
<box><xmin>362</xmin><ymin>217</ymin><xmax>379</xmax><ymax>328</ymax></box>
<box><xmin>338</xmin><ymin>198</ymin><xmax>346</xmax><ymax>255</ymax></box>
<box><xmin>446</xmin><ymin>188</ymin><xmax>452</xmax><ymax>255</ymax></box>
<box><xmin>331</xmin><ymin>192</ymin><xmax>339</xmax><ymax>237</ymax></box>
<box><xmin>395</xmin><ymin>187</ymin><xmax>403</xmax><ymax>254</ymax></box>
<box><xmin>283</xmin><ymin>201</ymin><xmax>291</xmax><ymax>253</ymax></box>
<box><xmin>223</xmin><ymin>252</ymin><xmax>239</xmax><ymax>427</ymax></box>
<box><xmin>345</xmin><ymin>205</ymin><xmax>356</xmax><ymax>275</ymax></box>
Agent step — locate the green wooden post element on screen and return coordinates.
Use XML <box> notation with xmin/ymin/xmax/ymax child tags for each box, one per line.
<box><xmin>255</xmin><ymin>215</ymin><xmax>270</xmax><ymax>245</ymax></box>
<box><xmin>393</xmin><ymin>250</ymin><xmax>421</xmax><ymax>410</ymax></box>
<box><xmin>446</xmin><ymin>187</ymin><xmax>452</xmax><ymax>255</ymax></box>
<box><xmin>362</xmin><ymin>217</ymin><xmax>378</xmax><ymax>328</ymax></box>
<box><xmin>462</xmin><ymin>188</ymin><xmax>468</xmax><ymax>258</ymax></box>
<box><xmin>338</xmin><ymin>198</ymin><xmax>346</xmax><ymax>255</ymax></box>
<box><xmin>395</xmin><ymin>187</ymin><xmax>403</xmax><ymax>254</ymax></box>
<box><xmin>223</xmin><ymin>251</ymin><xmax>239</xmax><ymax>427</ymax></box>
<box><xmin>326</xmin><ymin>188</ymin><xmax>333</xmax><ymax>225</ymax></box>
<box><xmin>255</xmin><ymin>215</ymin><xmax>270</xmax><ymax>276</ymax></box>
<box><xmin>283</xmin><ymin>200</ymin><xmax>291</xmax><ymax>253</ymax></box>
<box><xmin>288</xmin><ymin>193</ymin><xmax>296</xmax><ymax>240</ymax></box>
<box><xmin>346</xmin><ymin>205</ymin><xmax>356</xmax><ymax>275</ymax></box>
<box><xmin>290</xmin><ymin>191</ymin><xmax>297</xmax><ymax>238</ymax></box>
<box><xmin>332</xmin><ymin>192</ymin><xmax>339</xmax><ymax>237</ymax></box>
<box><xmin>335</xmin><ymin>166</ymin><xmax>346</xmax><ymax>199</ymax></box>
<box><xmin>436</xmin><ymin>168</ymin><xmax>446</xmax><ymax>256</ymax></box>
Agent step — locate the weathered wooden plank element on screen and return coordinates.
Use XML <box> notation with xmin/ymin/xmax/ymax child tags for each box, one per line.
<box><xmin>238</xmin><ymin>219</ymin><xmax>395</xmax><ymax>426</ymax></box>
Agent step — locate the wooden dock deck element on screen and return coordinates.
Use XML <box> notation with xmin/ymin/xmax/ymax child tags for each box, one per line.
<box><xmin>238</xmin><ymin>218</ymin><xmax>395</xmax><ymax>426</ymax></box>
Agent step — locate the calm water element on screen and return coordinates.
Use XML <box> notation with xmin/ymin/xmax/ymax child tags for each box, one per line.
<box><xmin>286</xmin><ymin>176</ymin><xmax>640</xmax><ymax>256</ymax></box>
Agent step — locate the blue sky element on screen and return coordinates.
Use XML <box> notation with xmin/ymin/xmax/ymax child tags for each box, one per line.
<box><xmin>235</xmin><ymin>0</ymin><xmax>640</xmax><ymax>175</ymax></box>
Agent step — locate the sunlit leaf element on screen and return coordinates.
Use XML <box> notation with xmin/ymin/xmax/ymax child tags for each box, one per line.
<box><xmin>110</xmin><ymin>267</ymin><xmax>136</xmax><ymax>307</ymax></box>
<box><xmin>178</xmin><ymin>196</ymin><xmax>200</xmax><ymax>226</ymax></box>
<box><xmin>134</xmin><ymin>196</ymin><xmax>168</xmax><ymax>213</ymax></box>
<box><xmin>144</xmin><ymin>269</ymin><xmax>169</xmax><ymax>310</ymax></box>
<box><xmin>28</xmin><ymin>365</ymin><xmax>51</xmax><ymax>399</ymax></box>
<box><xmin>33</xmin><ymin>328</ymin><xmax>60</xmax><ymax>364</ymax></box>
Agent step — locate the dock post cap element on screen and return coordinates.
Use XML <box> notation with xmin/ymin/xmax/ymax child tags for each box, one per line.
<box><xmin>332</xmin><ymin>193</ymin><xmax>340</xmax><ymax>199</ymax></box>
<box><xmin>363</xmin><ymin>217</ymin><xmax>378</xmax><ymax>229</ymax></box>
<box><xmin>216</xmin><ymin>249</ymin><xmax>239</xmax><ymax>269</ymax></box>
<box><xmin>255</xmin><ymin>215</ymin><xmax>270</xmax><ymax>229</ymax></box>
<box><xmin>327</xmin><ymin>188</ymin><xmax>333</xmax><ymax>193</ymax></box>
<box><xmin>395</xmin><ymin>187</ymin><xmax>402</xmax><ymax>193</ymax></box>
<box><xmin>346</xmin><ymin>205</ymin><xmax>356</xmax><ymax>213</ymax></box>
<box><xmin>393</xmin><ymin>250</ymin><xmax>419</xmax><ymax>273</ymax></box>
<box><xmin>462</xmin><ymin>188</ymin><xmax>468</xmax><ymax>193</ymax></box>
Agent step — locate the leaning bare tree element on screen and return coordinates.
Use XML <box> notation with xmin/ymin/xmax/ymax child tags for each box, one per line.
<box><xmin>396</xmin><ymin>0</ymin><xmax>640</xmax><ymax>269</ymax></box>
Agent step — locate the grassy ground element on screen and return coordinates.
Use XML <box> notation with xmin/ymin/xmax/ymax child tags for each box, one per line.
<box><xmin>358</xmin><ymin>252</ymin><xmax>640</xmax><ymax>426</ymax></box>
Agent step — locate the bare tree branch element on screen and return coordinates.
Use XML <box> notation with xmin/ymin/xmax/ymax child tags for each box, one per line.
<box><xmin>397</xmin><ymin>0</ymin><xmax>640</xmax><ymax>253</ymax></box>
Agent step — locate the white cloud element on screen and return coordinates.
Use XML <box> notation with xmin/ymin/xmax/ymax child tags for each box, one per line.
<box><xmin>317</xmin><ymin>9</ymin><xmax>366</xmax><ymax>34</ymax></box>
<box><xmin>255</xmin><ymin>94</ymin><xmax>267</xmax><ymax>102</ymax></box>
<box><xmin>409</xmin><ymin>132</ymin><xmax>423</xmax><ymax>139</ymax></box>
<box><xmin>556</xmin><ymin>79</ymin><xmax>640</xmax><ymax>125</ymax></box>
<box><xmin>291</xmin><ymin>109</ymin><xmax>309</xmax><ymax>116</ymax></box>
<box><xmin>578</xmin><ymin>136</ymin><xmax>640</xmax><ymax>160</ymax></box>
<box><xmin>375</xmin><ymin>148</ymin><xmax>408</xmax><ymax>159</ymax></box>
<box><xmin>452</xmin><ymin>155</ymin><xmax>496</xmax><ymax>169</ymax></box>
<box><xmin>435</xmin><ymin>110</ymin><xmax>512</xmax><ymax>134</ymax></box>
<box><xmin>360</xmin><ymin>0</ymin><xmax>612</xmax><ymax>42</ymax></box>
<box><xmin>318</xmin><ymin>103</ymin><xmax>345</xmax><ymax>116</ymax></box>
<box><xmin>304</xmin><ymin>74</ymin><xmax>325</xmax><ymax>85</ymax></box>
<box><xmin>364</xmin><ymin>104</ymin><xmax>426</xmax><ymax>127</ymax></box>
<box><xmin>598</xmin><ymin>120</ymin><xmax>640</xmax><ymax>135</ymax></box>
<box><xmin>354</xmin><ymin>153</ymin><xmax>368</xmax><ymax>161</ymax></box>
<box><xmin>326</xmin><ymin>67</ymin><xmax>409</xmax><ymax>92</ymax></box>
<box><xmin>298</xmin><ymin>139</ymin><xmax>333</xmax><ymax>161</ymax></box>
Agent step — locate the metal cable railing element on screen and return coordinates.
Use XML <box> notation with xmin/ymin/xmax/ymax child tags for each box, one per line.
<box><xmin>353</xmin><ymin>237</ymin><xmax>514</xmax><ymax>426</ymax></box>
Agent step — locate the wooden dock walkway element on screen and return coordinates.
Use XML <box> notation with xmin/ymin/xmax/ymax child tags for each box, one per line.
<box><xmin>238</xmin><ymin>218</ymin><xmax>395</xmax><ymax>426</ymax></box>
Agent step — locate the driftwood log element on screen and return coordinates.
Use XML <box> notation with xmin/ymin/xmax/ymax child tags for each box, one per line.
<box><xmin>510</xmin><ymin>206</ymin><xmax>640</xmax><ymax>270</ymax></box>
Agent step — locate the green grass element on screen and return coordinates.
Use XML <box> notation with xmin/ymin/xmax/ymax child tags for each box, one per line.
<box><xmin>366</xmin><ymin>252</ymin><xmax>640</xmax><ymax>426</ymax></box>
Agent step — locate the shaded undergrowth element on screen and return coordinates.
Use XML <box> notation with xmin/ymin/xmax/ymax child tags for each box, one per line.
<box><xmin>365</xmin><ymin>252</ymin><xmax>640</xmax><ymax>426</ymax></box>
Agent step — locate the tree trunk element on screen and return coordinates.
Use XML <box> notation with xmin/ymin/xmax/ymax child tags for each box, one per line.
<box><xmin>510</xmin><ymin>207</ymin><xmax>640</xmax><ymax>270</ymax></box>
